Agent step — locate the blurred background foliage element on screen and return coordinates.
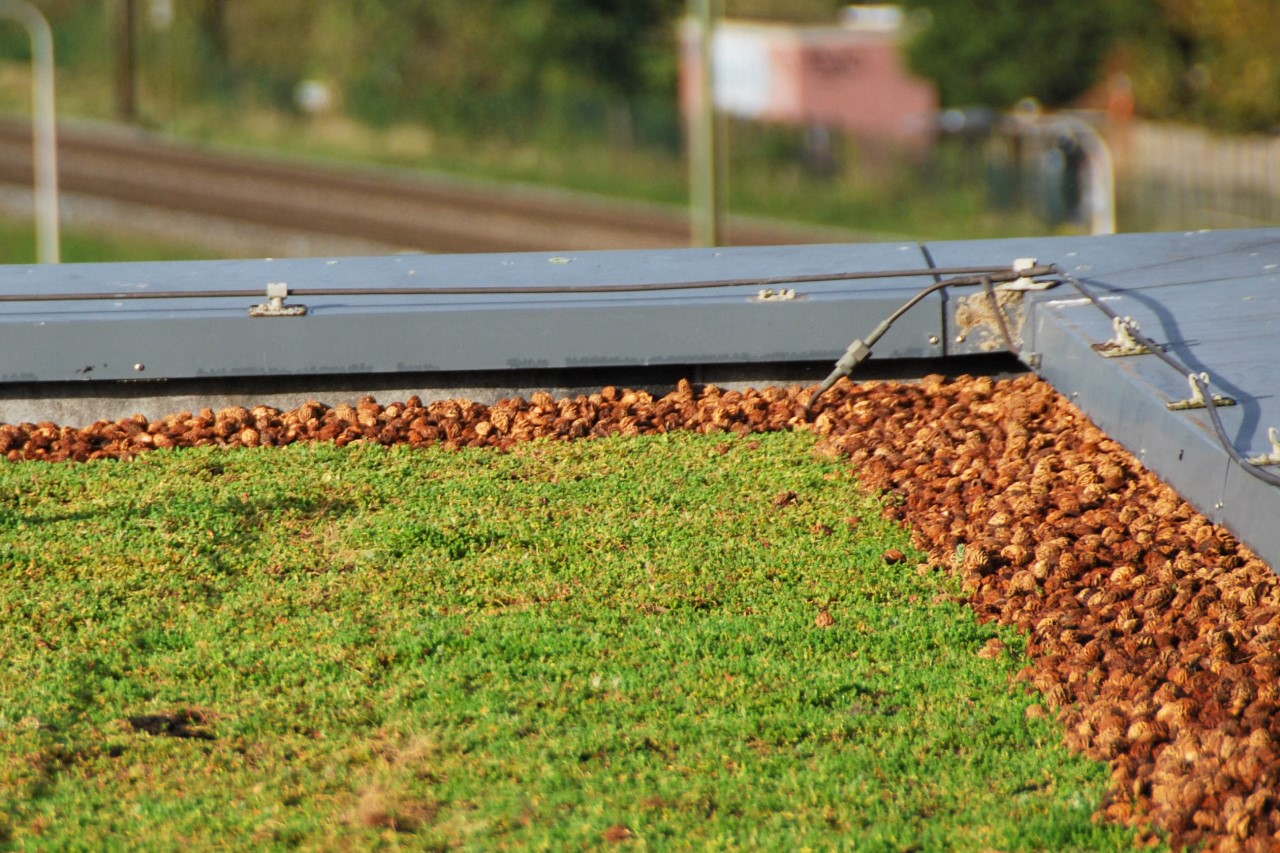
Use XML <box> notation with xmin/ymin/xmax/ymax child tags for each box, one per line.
<box><xmin>902</xmin><ymin>0</ymin><xmax>1144</xmax><ymax>111</ymax></box>
<box><xmin>903</xmin><ymin>0</ymin><xmax>1280</xmax><ymax>133</ymax></box>
<box><xmin>12</xmin><ymin>0</ymin><xmax>1274</xmax><ymax>142</ymax></box>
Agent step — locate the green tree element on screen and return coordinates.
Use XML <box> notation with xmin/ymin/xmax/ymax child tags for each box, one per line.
<box><xmin>1142</xmin><ymin>0</ymin><xmax>1280</xmax><ymax>131</ymax></box>
<box><xmin>539</xmin><ymin>0</ymin><xmax>683</xmax><ymax>98</ymax></box>
<box><xmin>331</xmin><ymin>0</ymin><xmax>686</xmax><ymax>140</ymax></box>
<box><xmin>901</xmin><ymin>0</ymin><xmax>1149</xmax><ymax>109</ymax></box>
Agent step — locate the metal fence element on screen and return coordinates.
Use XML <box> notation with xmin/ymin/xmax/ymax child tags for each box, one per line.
<box><xmin>934</xmin><ymin>115</ymin><xmax>1280</xmax><ymax>236</ymax></box>
<box><xmin>1112</xmin><ymin>120</ymin><xmax>1280</xmax><ymax>232</ymax></box>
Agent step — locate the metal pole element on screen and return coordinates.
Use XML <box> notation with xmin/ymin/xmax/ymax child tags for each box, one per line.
<box><xmin>1049</xmin><ymin>115</ymin><xmax>1116</xmax><ymax>235</ymax></box>
<box><xmin>688</xmin><ymin>0</ymin><xmax>722</xmax><ymax>247</ymax></box>
<box><xmin>0</xmin><ymin>0</ymin><xmax>59</xmax><ymax>263</ymax></box>
<box><xmin>115</xmin><ymin>0</ymin><xmax>136</xmax><ymax>122</ymax></box>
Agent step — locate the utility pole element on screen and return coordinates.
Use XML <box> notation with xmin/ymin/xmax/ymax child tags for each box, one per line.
<box><xmin>115</xmin><ymin>0</ymin><xmax>136</xmax><ymax>122</ymax></box>
<box><xmin>688</xmin><ymin>0</ymin><xmax>724</xmax><ymax>247</ymax></box>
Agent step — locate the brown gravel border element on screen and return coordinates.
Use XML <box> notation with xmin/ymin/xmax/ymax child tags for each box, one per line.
<box><xmin>3</xmin><ymin>374</ymin><xmax>1277</xmax><ymax>850</ymax></box>
<box><xmin>823</xmin><ymin>375</ymin><xmax>1279</xmax><ymax>853</ymax></box>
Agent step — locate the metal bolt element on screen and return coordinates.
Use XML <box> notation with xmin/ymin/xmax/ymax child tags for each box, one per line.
<box><xmin>928</xmin><ymin>335</ymin><xmax>940</xmax><ymax>346</ymax></box>
<box><xmin>133</xmin><ymin>363</ymin><xmax>145</xmax><ymax>372</ymax></box>
<box><xmin>955</xmin><ymin>335</ymin><xmax>966</xmax><ymax>344</ymax></box>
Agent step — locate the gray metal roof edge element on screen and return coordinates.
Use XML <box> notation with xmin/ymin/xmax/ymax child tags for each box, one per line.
<box><xmin>0</xmin><ymin>242</ymin><xmax>947</xmax><ymax>383</ymax></box>
<box><xmin>1023</xmin><ymin>291</ymin><xmax>1280</xmax><ymax>572</ymax></box>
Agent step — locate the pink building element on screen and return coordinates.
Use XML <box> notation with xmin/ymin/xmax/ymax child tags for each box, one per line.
<box><xmin>680</xmin><ymin>9</ymin><xmax>938</xmax><ymax>150</ymax></box>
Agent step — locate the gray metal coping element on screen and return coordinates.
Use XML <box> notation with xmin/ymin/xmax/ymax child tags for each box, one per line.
<box><xmin>926</xmin><ymin>228</ymin><xmax>1280</xmax><ymax>571</ymax></box>
<box><xmin>0</xmin><ymin>243</ymin><xmax>959</xmax><ymax>383</ymax></box>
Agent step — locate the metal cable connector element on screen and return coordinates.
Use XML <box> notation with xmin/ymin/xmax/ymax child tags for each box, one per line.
<box><xmin>805</xmin><ymin>262</ymin><xmax>1054</xmax><ymax>412</ymax></box>
<box><xmin>807</xmin><ymin>338</ymin><xmax>873</xmax><ymax>410</ymax></box>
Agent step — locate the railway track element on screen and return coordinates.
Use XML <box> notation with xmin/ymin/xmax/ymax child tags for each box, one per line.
<box><xmin>0</xmin><ymin>118</ymin><xmax>847</xmax><ymax>254</ymax></box>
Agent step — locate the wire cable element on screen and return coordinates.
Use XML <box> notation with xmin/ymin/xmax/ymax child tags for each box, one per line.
<box><xmin>1052</xmin><ymin>267</ymin><xmax>1280</xmax><ymax>488</ymax></box>
<box><xmin>803</xmin><ymin>258</ymin><xmax>1279</xmax><ymax>490</ymax></box>
<box><xmin>980</xmin><ymin>275</ymin><xmax>1020</xmax><ymax>356</ymax></box>
<box><xmin>0</xmin><ymin>264</ymin><xmax>1036</xmax><ymax>304</ymax></box>
<box><xmin>805</xmin><ymin>263</ymin><xmax>1052</xmax><ymax>409</ymax></box>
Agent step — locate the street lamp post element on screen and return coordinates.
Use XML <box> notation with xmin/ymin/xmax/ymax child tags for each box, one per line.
<box><xmin>0</xmin><ymin>0</ymin><xmax>59</xmax><ymax>263</ymax></box>
<box><xmin>1048</xmin><ymin>114</ymin><xmax>1116</xmax><ymax>236</ymax></box>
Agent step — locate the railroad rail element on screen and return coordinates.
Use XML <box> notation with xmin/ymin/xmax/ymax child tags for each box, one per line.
<box><xmin>0</xmin><ymin>118</ymin><xmax>849</xmax><ymax>254</ymax></box>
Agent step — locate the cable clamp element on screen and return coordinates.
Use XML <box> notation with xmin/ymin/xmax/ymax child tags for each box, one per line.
<box><xmin>249</xmin><ymin>282</ymin><xmax>308</xmax><ymax>317</ymax></box>
<box><xmin>997</xmin><ymin>258</ymin><xmax>1058</xmax><ymax>292</ymax></box>
<box><xmin>1247</xmin><ymin>428</ymin><xmax>1280</xmax><ymax>466</ymax></box>
<box><xmin>1167</xmin><ymin>372</ymin><xmax>1236</xmax><ymax>411</ymax></box>
<box><xmin>753</xmin><ymin>287</ymin><xmax>800</xmax><ymax>302</ymax></box>
<box><xmin>1093</xmin><ymin>315</ymin><xmax>1156</xmax><ymax>358</ymax></box>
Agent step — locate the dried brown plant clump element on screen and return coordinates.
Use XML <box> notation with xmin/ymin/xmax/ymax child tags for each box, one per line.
<box><xmin>349</xmin><ymin>786</ymin><xmax>437</xmax><ymax>833</ymax></box>
<box><xmin>4</xmin><ymin>373</ymin><xmax>1279</xmax><ymax>849</ymax></box>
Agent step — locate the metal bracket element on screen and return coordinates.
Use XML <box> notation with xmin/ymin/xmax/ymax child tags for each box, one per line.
<box><xmin>997</xmin><ymin>257</ymin><xmax>1059</xmax><ymax>292</ymax></box>
<box><xmin>753</xmin><ymin>287</ymin><xmax>800</xmax><ymax>302</ymax></box>
<box><xmin>249</xmin><ymin>282</ymin><xmax>308</xmax><ymax>317</ymax></box>
<box><xmin>1247</xmin><ymin>428</ymin><xmax>1280</xmax><ymax>466</ymax></box>
<box><xmin>1093</xmin><ymin>315</ymin><xmax>1155</xmax><ymax>357</ymax></box>
<box><xmin>1167</xmin><ymin>372</ymin><xmax>1237</xmax><ymax>411</ymax></box>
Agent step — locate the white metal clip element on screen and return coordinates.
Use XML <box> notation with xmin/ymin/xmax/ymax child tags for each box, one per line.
<box><xmin>998</xmin><ymin>257</ymin><xmax>1058</xmax><ymax>292</ymax></box>
<box><xmin>753</xmin><ymin>287</ymin><xmax>800</xmax><ymax>302</ymax></box>
<box><xmin>1167</xmin><ymin>372</ymin><xmax>1236</xmax><ymax>411</ymax></box>
<box><xmin>249</xmin><ymin>282</ymin><xmax>308</xmax><ymax>317</ymax></box>
<box><xmin>1093</xmin><ymin>315</ymin><xmax>1155</xmax><ymax>358</ymax></box>
<box><xmin>1247</xmin><ymin>428</ymin><xmax>1280</xmax><ymax>466</ymax></box>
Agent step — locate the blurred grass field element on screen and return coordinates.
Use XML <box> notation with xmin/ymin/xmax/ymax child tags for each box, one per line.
<box><xmin>0</xmin><ymin>215</ymin><xmax>216</xmax><ymax>265</ymax></box>
<box><xmin>0</xmin><ymin>431</ymin><xmax>1153</xmax><ymax>850</ymax></box>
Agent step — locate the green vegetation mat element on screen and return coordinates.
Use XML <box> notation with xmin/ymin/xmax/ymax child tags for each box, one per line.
<box><xmin>0</xmin><ymin>432</ymin><xmax>1146</xmax><ymax>850</ymax></box>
